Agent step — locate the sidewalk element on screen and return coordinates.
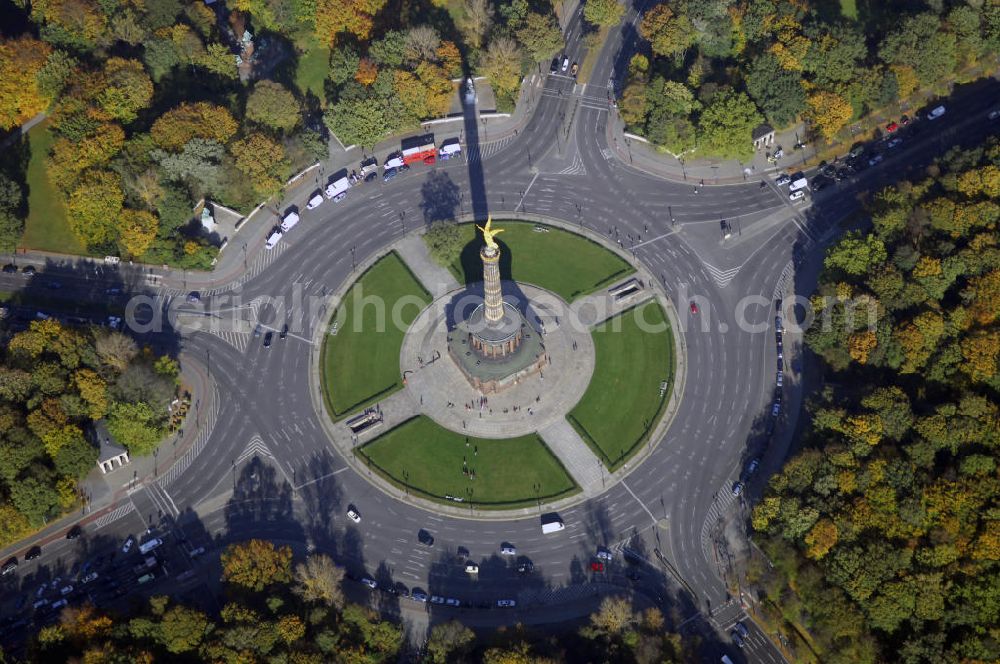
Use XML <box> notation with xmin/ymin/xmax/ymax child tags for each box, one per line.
<box><xmin>0</xmin><ymin>351</ymin><xmax>217</xmax><ymax>561</ymax></box>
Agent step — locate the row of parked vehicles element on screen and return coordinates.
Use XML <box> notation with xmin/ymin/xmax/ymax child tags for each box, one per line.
<box><xmin>265</xmin><ymin>136</ymin><xmax>463</xmax><ymax>250</ymax></box>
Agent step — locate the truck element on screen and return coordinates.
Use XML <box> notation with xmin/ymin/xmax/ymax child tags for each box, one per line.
<box><xmin>324</xmin><ymin>176</ymin><xmax>351</xmax><ymax>201</ymax></box>
<box><xmin>541</xmin><ymin>519</ymin><xmax>565</xmax><ymax>534</ymax></box>
<box><xmin>359</xmin><ymin>156</ymin><xmax>379</xmax><ymax>181</ymax></box>
<box><xmin>279</xmin><ymin>211</ymin><xmax>299</xmax><ymax>233</ymax></box>
<box><xmin>788</xmin><ymin>173</ymin><xmax>808</xmax><ymax>192</ymax></box>
<box><xmin>138</xmin><ymin>538</ymin><xmax>162</xmax><ymax>555</ymax></box>
<box><xmin>265</xmin><ymin>230</ymin><xmax>283</xmax><ymax>250</ymax></box>
<box><xmin>401</xmin><ymin>134</ymin><xmax>437</xmax><ymax>166</ymax></box>
<box><xmin>438</xmin><ymin>139</ymin><xmax>462</xmax><ymax>160</ymax></box>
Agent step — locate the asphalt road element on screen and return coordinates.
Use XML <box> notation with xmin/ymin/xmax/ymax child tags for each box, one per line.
<box><xmin>1</xmin><ymin>2</ymin><xmax>998</xmax><ymax>660</ymax></box>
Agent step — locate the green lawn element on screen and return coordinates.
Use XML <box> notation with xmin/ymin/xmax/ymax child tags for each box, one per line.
<box><xmin>321</xmin><ymin>252</ymin><xmax>430</xmax><ymax>418</ymax></box>
<box><xmin>437</xmin><ymin>221</ymin><xmax>634</xmax><ymax>302</ymax></box>
<box><xmin>22</xmin><ymin>123</ymin><xmax>87</xmax><ymax>255</ymax></box>
<box><xmin>569</xmin><ymin>301</ymin><xmax>675</xmax><ymax>470</ymax></box>
<box><xmin>295</xmin><ymin>45</ymin><xmax>330</xmax><ymax>103</ymax></box>
<box><xmin>357</xmin><ymin>416</ymin><xmax>578</xmax><ymax>508</ymax></box>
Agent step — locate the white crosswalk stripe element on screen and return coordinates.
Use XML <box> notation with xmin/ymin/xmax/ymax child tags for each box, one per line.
<box><xmin>465</xmin><ymin>134</ymin><xmax>516</xmax><ymax>165</ymax></box>
<box><xmin>702</xmin><ymin>262</ymin><xmax>741</xmax><ymax>289</ymax></box>
<box><xmin>142</xmin><ymin>481</ymin><xmax>180</xmax><ymax>519</ymax></box>
<box><xmin>159</xmin><ymin>384</ymin><xmax>221</xmax><ymax>487</ymax></box>
<box><xmin>235</xmin><ymin>435</ymin><xmax>276</xmax><ymax>466</ymax></box>
<box><xmin>557</xmin><ymin>151</ymin><xmax>587</xmax><ymax>176</ymax></box>
<box><xmin>234</xmin><ymin>240</ymin><xmax>289</xmax><ymax>286</ymax></box>
<box><xmin>93</xmin><ymin>502</ymin><xmax>135</xmax><ymax>530</ymax></box>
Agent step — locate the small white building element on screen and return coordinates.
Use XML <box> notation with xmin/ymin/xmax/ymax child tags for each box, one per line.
<box><xmin>94</xmin><ymin>421</ymin><xmax>130</xmax><ymax>474</ymax></box>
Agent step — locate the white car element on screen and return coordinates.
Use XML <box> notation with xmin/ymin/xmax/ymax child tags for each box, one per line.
<box><xmin>430</xmin><ymin>595</ymin><xmax>445</xmax><ymax>605</ymax></box>
<box><xmin>561</xmin><ymin>57</ymin><xmax>569</xmax><ymax>72</ymax></box>
<box><xmin>774</xmin><ymin>174</ymin><xmax>791</xmax><ymax>186</ymax></box>
<box><xmin>465</xmin><ymin>563</ymin><xmax>479</xmax><ymax>574</ymax></box>
<box><xmin>360</xmin><ymin>576</ymin><xmax>377</xmax><ymax>590</ymax></box>
<box><xmin>445</xmin><ymin>598</ymin><xmax>461</xmax><ymax>607</ymax></box>
<box><xmin>595</xmin><ymin>547</ymin><xmax>613</xmax><ymax>561</ymax></box>
<box><xmin>346</xmin><ymin>507</ymin><xmax>361</xmax><ymax>523</ymax></box>
<box><xmin>989</xmin><ymin>109</ymin><xmax>1000</xmax><ymax>121</ymax></box>
<box><xmin>500</xmin><ymin>544</ymin><xmax>516</xmax><ymax>556</ymax></box>
<box><xmin>789</xmin><ymin>190</ymin><xmax>805</xmax><ymax>201</ymax></box>
<box><xmin>121</xmin><ymin>537</ymin><xmax>134</xmax><ymax>554</ymax></box>
<box><xmin>80</xmin><ymin>572</ymin><xmax>98</xmax><ymax>584</ymax></box>
<box><xmin>496</xmin><ymin>599</ymin><xmax>516</xmax><ymax>608</ymax></box>
<box><xmin>927</xmin><ymin>105</ymin><xmax>946</xmax><ymax>120</ymax></box>
<box><xmin>306</xmin><ymin>194</ymin><xmax>324</xmax><ymax>210</ymax></box>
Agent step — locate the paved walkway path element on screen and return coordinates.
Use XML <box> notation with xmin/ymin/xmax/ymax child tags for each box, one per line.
<box><xmin>537</xmin><ymin>418</ymin><xmax>604</xmax><ymax>497</ymax></box>
<box><xmin>394</xmin><ymin>234</ymin><xmax>460</xmax><ymax>298</ymax></box>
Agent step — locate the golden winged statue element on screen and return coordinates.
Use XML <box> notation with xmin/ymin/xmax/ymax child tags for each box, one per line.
<box><xmin>477</xmin><ymin>216</ymin><xmax>504</xmax><ymax>250</ymax></box>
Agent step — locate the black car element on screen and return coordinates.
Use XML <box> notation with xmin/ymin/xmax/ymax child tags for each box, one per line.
<box><xmin>516</xmin><ymin>560</ymin><xmax>534</xmax><ymax>574</ymax></box>
<box><xmin>364</xmin><ymin>171</ymin><xmax>377</xmax><ymax>183</ymax></box>
<box><xmin>253</xmin><ymin>324</ymin><xmax>262</xmax><ymax>338</ymax></box>
<box><xmin>66</xmin><ymin>525</ymin><xmax>82</xmax><ymax>540</ymax></box>
<box><xmin>2</xmin><ymin>264</ymin><xmax>16</xmax><ymax>273</ymax></box>
<box><xmin>1</xmin><ymin>557</ymin><xmax>17</xmax><ymax>575</ymax></box>
<box><xmin>263</xmin><ymin>331</ymin><xmax>273</xmax><ymax>347</ymax></box>
<box><xmin>280</xmin><ymin>324</ymin><xmax>288</xmax><ymax>339</ymax></box>
<box><xmin>22</xmin><ymin>265</ymin><xmax>36</xmax><ymax>276</ymax></box>
<box><xmin>417</xmin><ymin>529</ymin><xmax>435</xmax><ymax>546</ymax></box>
<box><xmin>382</xmin><ymin>167</ymin><xmax>397</xmax><ymax>182</ymax></box>
<box><xmin>25</xmin><ymin>546</ymin><xmax>41</xmax><ymax>561</ymax></box>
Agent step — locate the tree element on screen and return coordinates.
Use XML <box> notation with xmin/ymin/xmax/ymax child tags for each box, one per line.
<box><xmin>199</xmin><ymin>43</ymin><xmax>238</xmax><ymax>79</ymax></box>
<box><xmin>9</xmin><ymin>476</ymin><xmax>60</xmax><ymax>525</ymax></box>
<box><xmin>106</xmin><ymin>401</ymin><xmax>162</xmax><ymax>456</ymax></box>
<box><xmin>230</xmin><ymin>133</ymin><xmax>290</xmax><ymax>196</ymax></box>
<box><xmin>222</xmin><ymin>540</ymin><xmax>293</xmax><ymax>592</ymax></box>
<box><xmin>158</xmin><ymin>605</ymin><xmax>210</xmax><ymax>653</ymax></box>
<box><xmin>118</xmin><ymin>209</ymin><xmax>159</xmax><ymax>258</ymax></box>
<box><xmin>584</xmin><ymin>0</ymin><xmax>625</xmax><ymax>27</ymax></box>
<box><xmin>66</xmin><ymin>170</ymin><xmax>124</xmax><ymax>248</ymax></box>
<box><xmin>879</xmin><ymin>13</ymin><xmax>958</xmax><ymax>85</ymax></box>
<box><xmin>458</xmin><ymin>0</ymin><xmax>494</xmax><ymax>49</ymax></box>
<box><xmin>315</xmin><ymin>0</ymin><xmax>388</xmax><ymax>44</ymax></box>
<box><xmin>583</xmin><ymin>596</ymin><xmax>636</xmax><ymax>637</ymax></box>
<box><xmin>95</xmin><ymin>331</ymin><xmax>138</xmax><ymax>374</ymax></box>
<box><xmin>424</xmin><ymin>222</ymin><xmax>464</xmax><ymax>267</ymax></box>
<box><xmin>802</xmin><ymin>23</ymin><xmax>867</xmax><ymax>86</ymax></box>
<box><xmin>437</xmin><ymin>40</ymin><xmax>463</xmax><ymax>78</ymax></box>
<box><xmin>292</xmin><ymin>554</ymin><xmax>345</xmax><ymax>608</ymax></box>
<box><xmin>639</xmin><ymin>4</ymin><xmax>694</xmax><ymax>58</ymax></box>
<box><xmin>806</xmin><ymin>90</ymin><xmax>853</xmax><ymax>141</ymax></box>
<box><xmin>153</xmin><ymin>138</ymin><xmax>225</xmax><ymax>191</ymax></box>
<box><xmin>96</xmin><ymin>58</ymin><xmax>153</xmax><ymax>123</ymax></box>
<box><xmin>355</xmin><ymin>58</ymin><xmax>378</xmax><ymax>86</ymax></box>
<box><xmin>745</xmin><ymin>53</ymin><xmax>806</xmax><ymax>128</ymax></box>
<box><xmin>29</xmin><ymin>0</ymin><xmax>108</xmax><ymax>50</ymax></box>
<box><xmin>324</xmin><ymin>98</ymin><xmax>386</xmax><ymax>148</ymax></box>
<box><xmin>824</xmin><ymin>232</ymin><xmax>888</xmax><ymax>276</ymax></box>
<box><xmin>52</xmin><ymin>433</ymin><xmax>97</xmax><ymax>479</ymax></box>
<box><xmin>696</xmin><ymin>89</ymin><xmax>762</xmax><ymax>160</ymax></box>
<box><xmin>480</xmin><ymin>36</ymin><xmax>523</xmax><ymax>96</ymax></box>
<box><xmin>426</xmin><ymin>621</ymin><xmax>475</xmax><ymax>663</ymax></box>
<box><xmin>48</xmin><ymin>123</ymin><xmax>125</xmax><ymax>182</ymax></box>
<box><xmin>246</xmin><ymin>81</ymin><xmax>301</xmax><ymax>132</ymax></box>
<box><xmin>404</xmin><ymin>25</ymin><xmax>441</xmax><ymax>62</ymax></box>
<box><xmin>519</xmin><ymin>12</ymin><xmax>564</xmax><ymax>62</ymax></box>
<box><xmin>0</xmin><ymin>37</ymin><xmax>54</xmax><ymax>130</ymax></box>
<box><xmin>144</xmin><ymin>37</ymin><xmax>181</xmax><ymax>82</ymax></box>
<box><xmin>151</xmin><ymin>102</ymin><xmax>238</xmax><ymax>151</ymax></box>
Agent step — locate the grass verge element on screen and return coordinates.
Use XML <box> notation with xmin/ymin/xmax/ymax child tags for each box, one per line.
<box><xmin>357</xmin><ymin>416</ymin><xmax>579</xmax><ymax>509</ymax></box>
<box><xmin>21</xmin><ymin>123</ymin><xmax>87</xmax><ymax>256</ymax></box>
<box><xmin>568</xmin><ymin>301</ymin><xmax>675</xmax><ymax>471</ymax></box>
<box><xmin>437</xmin><ymin>221</ymin><xmax>634</xmax><ymax>302</ymax></box>
<box><xmin>295</xmin><ymin>45</ymin><xmax>331</xmax><ymax>103</ymax></box>
<box><xmin>320</xmin><ymin>252</ymin><xmax>430</xmax><ymax>419</ymax></box>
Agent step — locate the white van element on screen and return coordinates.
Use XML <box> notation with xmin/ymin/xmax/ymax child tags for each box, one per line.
<box><xmin>439</xmin><ymin>142</ymin><xmax>461</xmax><ymax>160</ymax></box>
<box><xmin>265</xmin><ymin>231</ymin><xmax>283</xmax><ymax>250</ymax></box>
<box><xmin>138</xmin><ymin>538</ymin><xmax>162</xmax><ymax>555</ymax></box>
<box><xmin>541</xmin><ymin>520</ymin><xmax>565</xmax><ymax>534</ymax></box>
<box><xmin>324</xmin><ymin>177</ymin><xmax>351</xmax><ymax>200</ymax></box>
<box><xmin>788</xmin><ymin>175</ymin><xmax>808</xmax><ymax>192</ymax></box>
<box><xmin>279</xmin><ymin>212</ymin><xmax>300</xmax><ymax>232</ymax></box>
<box><xmin>306</xmin><ymin>194</ymin><xmax>324</xmax><ymax>210</ymax></box>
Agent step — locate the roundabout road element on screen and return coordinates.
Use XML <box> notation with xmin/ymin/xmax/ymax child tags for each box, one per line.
<box><xmin>4</xmin><ymin>1</ymin><xmax>999</xmax><ymax>661</ymax></box>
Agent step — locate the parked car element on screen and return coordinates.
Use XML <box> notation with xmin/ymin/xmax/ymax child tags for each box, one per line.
<box><xmin>1</xmin><ymin>557</ymin><xmax>17</xmax><ymax>576</ymax></box>
<box><xmin>418</xmin><ymin>529</ymin><xmax>435</xmax><ymax>546</ymax></box>
<box><xmin>121</xmin><ymin>536</ymin><xmax>135</xmax><ymax>554</ymax></box>
<box><xmin>590</xmin><ymin>561</ymin><xmax>605</xmax><ymax>572</ymax></box>
<box><xmin>516</xmin><ymin>560</ymin><xmax>534</xmax><ymax>574</ymax></box>
<box><xmin>732</xmin><ymin>481</ymin><xmax>745</xmax><ymax>497</ymax></box>
<box><xmin>2</xmin><ymin>264</ymin><xmax>17</xmax><ymax>273</ymax></box>
<box><xmin>25</xmin><ymin>546</ymin><xmax>41</xmax><ymax>561</ymax></box>
<box><xmin>927</xmin><ymin>105</ymin><xmax>946</xmax><ymax>120</ymax></box>
<box><xmin>789</xmin><ymin>190</ymin><xmax>805</xmax><ymax>201</ymax></box>
<box><xmin>596</xmin><ymin>547</ymin><xmax>613</xmax><ymax>561</ymax></box>
<box><xmin>445</xmin><ymin>598</ymin><xmax>461</xmax><ymax>607</ymax></box>
<box><xmin>346</xmin><ymin>506</ymin><xmax>361</xmax><ymax>523</ymax></box>
<box><xmin>66</xmin><ymin>525</ymin><xmax>82</xmax><ymax>540</ymax></box>
<box><xmin>497</xmin><ymin>599</ymin><xmax>516</xmax><ymax>608</ymax></box>
<box><xmin>360</xmin><ymin>576</ymin><xmax>377</xmax><ymax>590</ymax></box>
<box><xmin>885</xmin><ymin>121</ymin><xmax>899</xmax><ymax>133</ymax></box>
<box><xmin>774</xmin><ymin>174</ymin><xmax>791</xmax><ymax>186</ymax></box>
<box><xmin>500</xmin><ymin>543</ymin><xmax>516</xmax><ymax>556</ymax></box>
<box><xmin>22</xmin><ymin>265</ymin><xmax>36</xmax><ymax>276</ymax></box>
<box><xmin>411</xmin><ymin>589</ymin><xmax>428</xmax><ymax>602</ymax></box>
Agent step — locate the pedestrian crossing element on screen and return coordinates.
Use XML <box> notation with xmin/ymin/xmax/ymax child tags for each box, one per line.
<box><xmin>702</xmin><ymin>261</ymin><xmax>741</xmax><ymax>289</ymax></box>
<box><xmin>143</xmin><ymin>481</ymin><xmax>180</xmax><ymax>519</ymax></box>
<box><xmin>159</xmin><ymin>383</ymin><xmax>221</xmax><ymax>487</ymax></box>
<box><xmin>235</xmin><ymin>240</ymin><xmax>289</xmax><ymax>286</ymax></box>
<box><xmin>465</xmin><ymin>134</ymin><xmax>517</xmax><ymax>165</ymax></box>
<box><xmin>557</xmin><ymin>151</ymin><xmax>588</xmax><ymax>176</ymax></box>
<box><xmin>92</xmin><ymin>502</ymin><xmax>135</xmax><ymax>530</ymax></box>
<box><xmin>235</xmin><ymin>435</ymin><xmax>276</xmax><ymax>466</ymax></box>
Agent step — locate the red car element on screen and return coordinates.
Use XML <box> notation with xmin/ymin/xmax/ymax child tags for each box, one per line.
<box><xmin>885</xmin><ymin>121</ymin><xmax>899</xmax><ymax>133</ymax></box>
<box><xmin>590</xmin><ymin>561</ymin><xmax>605</xmax><ymax>572</ymax></box>
<box><xmin>690</xmin><ymin>302</ymin><xmax>698</xmax><ymax>314</ymax></box>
